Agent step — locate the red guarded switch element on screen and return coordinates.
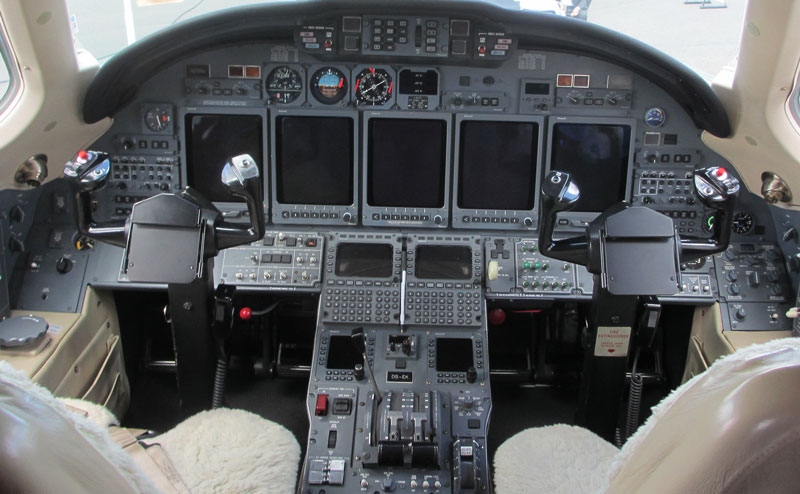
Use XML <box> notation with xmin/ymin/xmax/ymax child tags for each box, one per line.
<box><xmin>315</xmin><ymin>394</ymin><xmax>328</xmax><ymax>416</ymax></box>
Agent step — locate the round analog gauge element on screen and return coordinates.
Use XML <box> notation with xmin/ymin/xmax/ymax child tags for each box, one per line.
<box><xmin>265</xmin><ymin>66</ymin><xmax>303</xmax><ymax>104</ymax></box>
<box><xmin>144</xmin><ymin>106</ymin><xmax>172</xmax><ymax>133</ymax></box>
<box><xmin>310</xmin><ymin>67</ymin><xmax>348</xmax><ymax>105</ymax></box>
<box><xmin>732</xmin><ymin>211</ymin><xmax>754</xmax><ymax>234</ymax></box>
<box><xmin>644</xmin><ymin>107</ymin><xmax>666</xmax><ymax>127</ymax></box>
<box><xmin>355</xmin><ymin>68</ymin><xmax>393</xmax><ymax>105</ymax></box>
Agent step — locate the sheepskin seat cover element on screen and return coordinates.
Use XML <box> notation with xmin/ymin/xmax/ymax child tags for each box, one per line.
<box><xmin>493</xmin><ymin>338</ymin><xmax>800</xmax><ymax>494</ymax></box>
<box><xmin>0</xmin><ymin>360</ymin><xmax>301</xmax><ymax>493</ymax></box>
<box><xmin>153</xmin><ymin>408</ymin><xmax>301</xmax><ymax>494</ymax></box>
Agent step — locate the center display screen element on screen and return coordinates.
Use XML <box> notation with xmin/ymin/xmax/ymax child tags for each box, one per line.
<box><xmin>415</xmin><ymin>245</ymin><xmax>472</xmax><ymax>280</ymax></box>
<box><xmin>436</xmin><ymin>338</ymin><xmax>474</xmax><ymax>372</ymax></box>
<box><xmin>549</xmin><ymin>123</ymin><xmax>632</xmax><ymax>212</ymax></box>
<box><xmin>335</xmin><ymin>243</ymin><xmax>393</xmax><ymax>278</ymax></box>
<box><xmin>275</xmin><ymin>116</ymin><xmax>354</xmax><ymax>205</ymax></box>
<box><xmin>367</xmin><ymin>118</ymin><xmax>447</xmax><ymax>208</ymax></box>
<box><xmin>327</xmin><ymin>335</ymin><xmax>363</xmax><ymax>370</ymax></box>
<box><xmin>186</xmin><ymin>114</ymin><xmax>263</xmax><ymax>203</ymax></box>
<box><xmin>458</xmin><ymin>120</ymin><xmax>539</xmax><ymax>210</ymax></box>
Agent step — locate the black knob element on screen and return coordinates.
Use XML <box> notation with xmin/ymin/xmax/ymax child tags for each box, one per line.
<box><xmin>523</xmin><ymin>217</ymin><xmax>533</xmax><ymax>227</ymax></box>
<box><xmin>727</xmin><ymin>283</ymin><xmax>741</xmax><ymax>296</ymax></box>
<box><xmin>160</xmin><ymin>183</ymin><xmax>169</xmax><ymax>191</ymax></box>
<box><xmin>122</xmin><ymin>140</ymin><xmax>135</xmax><ymax>150</ymax></box>
<box><xmin>466</xmin><ymin>366</ymin><xmax>477</xmax><ymax>384</ymax></box>
<box><xmin>434</xmin><ymin>215</ymin><xmax>443</xmax><ymax>225</ymax></box>
<box><xmin>55</xmin><ymin>256</ymin><xmax>73</xmax><ymax>274</ymax></box>
<box><xmin>354</xmin><ymin>363</ymin><xmax>365</xmax><ymax>381</ymax></box>
<box><xmin>734</xmin><ymin>307</ymin><xmax>746</xmax><ymax>321</ymax></box>
<box><xmin>8</xmin><ymin>236</ymin><xmax>24</xmax><ymax>253</ymax></box>
<box><xmin>9</xmin><ymin>205</ymin><xmax>24</xmax><ymax>223</ymax></box>
<box><xmin>342</xmin><ymin>212</ymin><xmax>353</xmax><ymax>223</ymax></box>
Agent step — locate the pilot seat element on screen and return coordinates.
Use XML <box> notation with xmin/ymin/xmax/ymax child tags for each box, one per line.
<box><xmin>493</xmin><ymin>338</ymin><xmax>800</xmax><ymax>494</ymax></box>
<box><xmin>0</xmin><ymin>360</ymin><xmax>301</xmax><ymax>493</ymax></box>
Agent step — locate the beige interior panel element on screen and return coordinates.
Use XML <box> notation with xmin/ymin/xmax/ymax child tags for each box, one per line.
<box><xmin>704</xmin><ymin>1</ymin><xmax>800</xmax><ymax>203</ymax></box>
<box><xmin>0</xmin><ymin>0</ymin><xmax>111</xmax><ymax>190</ymax></box>
<box><xmin>0</xmin><ymin>287</ymin><xmax>130</xmax><ymax>417</ymax></box>
<box><xmin>682</xmin><ymin>303</ymin><xmax>793</xmax><ymax>382</ymax></box>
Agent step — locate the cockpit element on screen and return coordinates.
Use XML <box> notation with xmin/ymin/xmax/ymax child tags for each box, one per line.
<box><xmin>1</xmin><ymin>1</ymin><xmax>800</xmax><ymax>493</ymax></box>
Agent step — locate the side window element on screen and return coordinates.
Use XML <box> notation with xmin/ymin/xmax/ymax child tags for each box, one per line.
<box><xmin>0</xmin><ymin>23</ymin><xmax>19</xmax><ymax>113</ymax></box>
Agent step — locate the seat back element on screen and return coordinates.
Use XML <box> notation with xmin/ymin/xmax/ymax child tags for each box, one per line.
<box><xmin>607</xmin><ymin>338</ymin><xmax>800</xmax><ymax>494</ymax></box>
<box><xmin>0</xmin><ymin>361</ymin><xmax>154</xmax><ymax>493</ymax></box>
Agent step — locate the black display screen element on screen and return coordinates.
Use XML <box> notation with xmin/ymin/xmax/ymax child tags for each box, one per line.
<box><xmin>327</xmin><ymin>335</ymin><xmax>363</xmax><ymax>369</ymax></box>
<box><xmin>436</xmin><ymin>338</ymin><xmax>474</xmax><ymax>372</ymax></box>
<box><xmin>415</xmin><ymin>245</ymin><xmax>472</xmax><ymax>280</ymax></box>
<box><xmin>367</xmin><ymin>118</ymin><xmax>447</xmax><ymax>208</ymax></box>
<box><xmin>549</xmin><ymin>123</ymin><xmax>632</xmax><ymax>212</ymax></box>
<box><xmin>335</xmin><ymin>243</ymin><xmax>394</xmax><ymax>278</ymax></box>
<box><xmin>398</xmin><ymin>69</ymin><xmax>439</xmax><ymax>95</ymax></box>
<box><xmin>458</xmin><ymin>120</ymin><xmax>539</xmax><ymax>210</ymax></box>
<box><xmin>275</xmin><ymin>116</ymin><xmax>354</xmax><ymax>205</ymax></box>
<box><xmin>186</xmin><ymin>114</ymin><xmax>263</xmax><ymax>202</ymax></box>
<box><xmin>525</xmin><ymin>82</ymin><xmax>550</xmax><ymax>95</ymax></box>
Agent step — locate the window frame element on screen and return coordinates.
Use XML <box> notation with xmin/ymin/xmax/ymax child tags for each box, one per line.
<box><xmin>0</xmin><ymin>14</ymin><xmax>21</xmax><ymax>115</ymax></box>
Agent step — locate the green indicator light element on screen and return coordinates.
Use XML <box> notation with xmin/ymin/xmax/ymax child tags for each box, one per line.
<box><xmin>523</xmin><ymin>262</ymin><xmax>531</xmax><ymax>269</ymax></box>
<box><xmin>533</xmin><ymin>262</ymin><xmax>542</xmax><ymax>270</ymax></box>
<box><xmin>522</xmin><ymin>281</ymin><xmax>530</xmax><ymax>287</ymax></box>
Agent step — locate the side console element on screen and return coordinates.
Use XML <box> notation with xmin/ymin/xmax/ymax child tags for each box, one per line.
<box><xmin>715</xmin><ymin>242</ymin><xmax>793</xmax><ymax>331</ymax></box>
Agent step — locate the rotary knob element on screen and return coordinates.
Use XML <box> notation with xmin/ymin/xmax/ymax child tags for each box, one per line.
<box><xmin>434</xmin><ymin>215</ymin><xmax>443</xmax><ymax>225</ymax></box>
<box><xmin>523</xmin><ymin>217</ymin><xmax>533</xmax><ymax>227</ymax></box>
<box><xmin>55</xmin><ymin>256</ymin><xmax>73</xmax><ymax>274</ymax></box>
<box><xmin>727</xmin><ymin>283</ymin><xmax>741</xmax><ymax>296</ymax></box>
<box><xmin>342</xmin><ymin>212</ymin><xmax>353</xmax><ymax>223</ymax></box>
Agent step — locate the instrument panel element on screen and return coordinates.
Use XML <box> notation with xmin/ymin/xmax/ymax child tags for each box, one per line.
<box><xmin>90</xmin><ymin>17</ymin><xmax>726</xmax><ymax>239</ymax></box>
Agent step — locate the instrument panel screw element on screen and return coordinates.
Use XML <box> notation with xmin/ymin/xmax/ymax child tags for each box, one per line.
<box><xmin>183</xmin><ymin>302</ymin><xmax>192</xmax><ymax>310</ymax></box>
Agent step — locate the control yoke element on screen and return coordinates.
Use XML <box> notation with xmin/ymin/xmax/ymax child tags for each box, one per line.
<box><xmin>539</xmin><ymin>166</ymin><xmax>741</xmax><ymax>272</ymax></box>
<box><xmin>66</xmin><ymin>151</ymin><xmax>265</xmax><ymax>281</ymax></box>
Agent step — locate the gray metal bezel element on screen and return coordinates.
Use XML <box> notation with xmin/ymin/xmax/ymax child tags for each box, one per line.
<box><xmin>178</xmin><ymin>105</ymin><xmax>270</xmax><ymax>215</ymax></box>
<box><xmin>395</xmin><ymin>67</ymin><xmax>441</xmax><ymax>111</ymax></box>
<box><xmin>270</xmin><ymin>108</ymin><xmax>359</xmax><ymax>226</ymax></box>
<box><xmin>264</xmin><ymin>64</ymin><xmax>307</xmax><ymax>107</ymax></box>
<box><xmin>545</xmin><ymin>115</ymin><xmax>637</xmax><ymax>232</ymax></box>
<box><xmin>451</xmin><ymin>113</ymin><xmax>545</xmax><ymax>230</ymax></box>
<box><xmin>307</xmin><ymin>64</ymin><xmax>351</xmax><ymax>108</ymax></box>
<box><xmin>362</xmin><ymin>111</ymin><xmax>452</xmax><ymax>228</ymax></box>
<box><xmin>351</xmin><ymin>64</ymin><xmax>396</xmax><ymax>110</ymax></box>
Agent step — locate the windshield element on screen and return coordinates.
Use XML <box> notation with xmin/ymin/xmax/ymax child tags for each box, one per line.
<box><xmin>66</xmin><ymin>0</ymin><xmax>745</xmax><ymax>80</ymax></box>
